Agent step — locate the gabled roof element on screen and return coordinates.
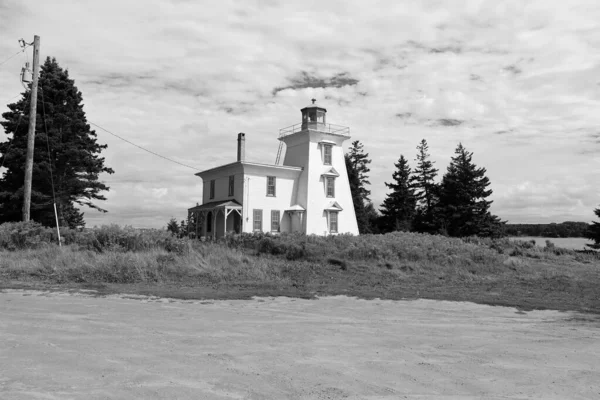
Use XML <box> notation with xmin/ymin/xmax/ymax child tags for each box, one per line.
<box><xmin>195</xmin><ymin>161</ymin><xmax>302</xmax><ymax>178</ymax></box>
<box><xmin>188</xmin><ymin>199</ymin><xmax>242</xmax><ymax>212</ymax></box>
<box><xmin>321</xmin><ymin>167</ymin><xmax>340</xmax><ymax>177</ymax></box>
<box><xmin>324</xmin><ymin>201</ymin><xmax>343</xmax><ymax>211</ymax></box>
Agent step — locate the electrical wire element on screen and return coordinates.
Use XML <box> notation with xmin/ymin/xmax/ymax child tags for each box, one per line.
<box><xmin>89</xmin><ymin>121</ymin><xmax>202</xmax><ymax>171</ymax></box>
<box><xmin>40</xmin><ymin>88</ymin><xmax>58</xmax><ymax>205</ymax></box>
<box><xmin>0</xmin><ymin>44</ymin><xmax>31</xmax><ymax>68</ymax></box>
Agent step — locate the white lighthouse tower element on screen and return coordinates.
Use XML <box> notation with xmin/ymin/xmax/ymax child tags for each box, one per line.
<box><xmin>279</xmin><ymin>100</ymin><xmax>359</xmax><ymax>235</ymax></box>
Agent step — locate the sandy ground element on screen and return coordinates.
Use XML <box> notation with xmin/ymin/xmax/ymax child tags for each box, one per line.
<box><xmin>0</xmin><ymin>290</ymin><xmax>599</xmax><ymax>400</ymax></box>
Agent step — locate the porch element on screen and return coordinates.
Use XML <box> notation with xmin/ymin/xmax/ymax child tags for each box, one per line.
<box><xmin>188</xmin><ymin>200</ymin><xmax>243</xmax><ymax>240</ymax></box>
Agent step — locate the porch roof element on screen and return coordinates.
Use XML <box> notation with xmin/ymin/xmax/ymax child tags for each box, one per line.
<box><xmin>188</xmin><ymin>200</ymin><xmax>242</xmax><ymax>212</ymax></box>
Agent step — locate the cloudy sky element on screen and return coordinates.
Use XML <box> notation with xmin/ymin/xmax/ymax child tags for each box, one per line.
<box><xmin>1</xmin><ymin>0</ymin><xmax>599</xmax><ymax>228</ymax></box>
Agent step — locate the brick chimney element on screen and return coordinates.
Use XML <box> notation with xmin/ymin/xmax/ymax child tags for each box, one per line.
<box><xmin>237</xmin><ymin>132</ymin><xmax>245</xmax><ymax>162</ymax></box>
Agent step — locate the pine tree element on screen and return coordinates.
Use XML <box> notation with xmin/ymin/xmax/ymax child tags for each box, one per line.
<box><xmin>0</xmin><ymin>57</ymin><xmax>113</xmax><ymax>228</ymax></box>
<box><xmin>380</xmin><ymin>155</ymin><xmax>416</xmax><ymax>232</ymax></box>
<box><xmin>410</xmin><ymin>139</ymin><xmax>439</xmax><ymax>233</ymax></box>
<box><xmin>346</xmin><ymin>140</ymin><xmax>371</xmax><ymax>203</ymax></box>
<box><xmin>345</xmin><ymin>153</ymin><xmax>370</xmax><ymax>233</ymax></box>
<box><xmin>585</xmin><ymin>207</ymin><xmax>600</xmax><ymax>249</ymax></box>
<box><xmin>436</xmin><ymin>143</ymin><xmax>504</xmax><ymax>237</ymax></box>
<box><xmin>166</xmin><ymin>217</ymin><xmax>180</xmax><ymax>236</ymax></box>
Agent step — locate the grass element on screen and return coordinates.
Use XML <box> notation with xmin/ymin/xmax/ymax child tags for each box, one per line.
<box><xmin>1</xmin><ymin>222</ymin><xmax>599</xmax><ymax>313</ymax></box>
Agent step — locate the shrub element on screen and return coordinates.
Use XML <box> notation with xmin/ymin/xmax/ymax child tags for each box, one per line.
<box><xmin>327</xmin><ymin>258</ymin><xmax>348</xmax><ymax>270</ymax></box>
<box><xmin>284</xmin><ymin>243</ymin><xmax>305</xmax><ymax>260</ymax></box>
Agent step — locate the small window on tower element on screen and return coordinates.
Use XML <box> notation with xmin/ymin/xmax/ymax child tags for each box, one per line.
<box><xmin>326</xmin><ymin>177</ymin><xmax>335</xmax><ymax>198</ymax></box>
<box><xmin>329</xmin><ymin>211</ymin><xmax>338</xmax><ymax>233</ymax></box>
<box><xmin>209</xmin><ymin>179</ymin><xmax>215</xmax><ymax>199</ymax></box>
<box><xmin>323</xmin><ymin>144</ymin><xmax>332</xmax><ymax>165</ymax></box>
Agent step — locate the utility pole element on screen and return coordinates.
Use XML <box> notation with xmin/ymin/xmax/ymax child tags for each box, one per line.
<box><xmin>22</xmin><ymin>35</ymin><xmax>40</xmax><ymax>222</ymax></box>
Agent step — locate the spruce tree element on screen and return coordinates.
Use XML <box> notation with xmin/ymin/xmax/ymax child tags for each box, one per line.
<box><xmin>380</xmin><ymin>155</ymin><xmax>416</xmax><ymax>232</ymax></box>
<box><xmin>436</xmin><ymin>143</ymin><xmax>504</xmax><ymax>237</ymax></box>
<box><xmin>345</xmin><ymin>141</ymin><xmax>373</xmax><ymax>234</ymax></box>
<box><xmin>345</xmin><ymin>153</ymin><xmax>370</xmax><ymax>233</ymax></box>
<box><xmin>0</xmin><ymin>57</ymin><xmax>114</xmax><ymax>228</ymax></box>
<box><xmin>346</xmin><ymin>140</ymin><xmax>371</xmax><ymax>203</ymax></box>
<box><xmin>585</xmin><ymin>207</ymin><xmax>600</xmax><ymax>249</ymax></box>
<box><xmin>410</xmin><ymin>139</ymin><xmax>439</xmax><ymax>233</ymax></box>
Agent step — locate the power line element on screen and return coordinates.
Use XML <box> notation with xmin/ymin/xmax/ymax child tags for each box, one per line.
<box><xmin>0</xmin><ymin>44</ymin><xmax>31</xmax><ymax>68</ymax></box>
<box><xmin>40</xmin><ymin>88</ymin><xmax>58</xmax><ymax>204</ymax></box>
<box><xmin>89</xmin><ymin>121</ymin><xmax>202</xmax><ymax>171</ymax></box>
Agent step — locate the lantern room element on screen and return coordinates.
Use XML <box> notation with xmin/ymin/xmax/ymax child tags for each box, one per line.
<box><xmin>300</xmin><ymin>98</ymin><xmax>327</xmax><ymax>130</ymax></box>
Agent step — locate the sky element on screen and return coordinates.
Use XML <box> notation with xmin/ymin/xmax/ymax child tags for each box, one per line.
<box><xmin>1</xmin><ymin>0</ymin><xmax>599</xmax><ymax>228</ymax></box>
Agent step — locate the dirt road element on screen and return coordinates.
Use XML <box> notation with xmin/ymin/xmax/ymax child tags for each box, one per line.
<box><xmin>1</xmin><ymin>290</ymin><xmax>598</xmax><ymax>399</ymax></box>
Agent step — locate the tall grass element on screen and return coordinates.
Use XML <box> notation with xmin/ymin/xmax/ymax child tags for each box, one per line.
<box><xmin>0</xmin><ymin>222</ymin><xmax>597</xmax><ymax>287</ymax></box>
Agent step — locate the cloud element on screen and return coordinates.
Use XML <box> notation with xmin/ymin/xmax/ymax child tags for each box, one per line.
<box><xmin>272</xmin><ymin>72</ymin><xmax>359</xmax><ymax>95</ymax></box>
<box><xmin>2</xmin><ymin>0</ymin><xmax>600</xmax><ymax>227</ymax></box>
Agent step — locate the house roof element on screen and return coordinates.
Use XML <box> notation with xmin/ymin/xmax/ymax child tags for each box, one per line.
<box><xmin>195</xmin><ymin>161</ymin><xmax>302</xmax><ymax>178</ymax></box>
<box><xmin>188</xmin><ymin>199</ymin><xmax>242</xmax><ymax>212</ymax></box>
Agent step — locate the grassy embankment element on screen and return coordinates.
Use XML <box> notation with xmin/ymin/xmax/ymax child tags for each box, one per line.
<box><xmin>1</xmin><ymin>222</ymin><xmax>598</xmax><ymax>313</ymax></box>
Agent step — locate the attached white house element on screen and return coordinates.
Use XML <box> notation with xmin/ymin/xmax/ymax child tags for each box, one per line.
<box><xmin>188</xmin><ymin>101</ymin><xmax>359</xmax><ymax>238</ymax></box>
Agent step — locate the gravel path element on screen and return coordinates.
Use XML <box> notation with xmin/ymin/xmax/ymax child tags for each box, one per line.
<box><xmin>1</xmin><ymin>289</ymin><xmax>599</xmax><ymax>399</ymax></box>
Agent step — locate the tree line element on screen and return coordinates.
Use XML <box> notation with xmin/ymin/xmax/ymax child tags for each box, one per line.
<box><xmin>347</xmin><ymin>139</ymin><xmax>503</xmax><ymax>238</ymax></box>
<box><xmin>503</xmin><ymin>222</ymin><xmax>590</xmax><ymax>238</ymax></box>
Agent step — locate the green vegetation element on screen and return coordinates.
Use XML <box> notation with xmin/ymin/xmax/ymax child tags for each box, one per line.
<box><xmin>0</xmin><ymin>57</ymin><xmax>113</xmax><ymax>228</ymax></box>
<box><xmin>1</xmin><ymin>222</ymin><xmax>598</xmax><ymax>313</ymax></box>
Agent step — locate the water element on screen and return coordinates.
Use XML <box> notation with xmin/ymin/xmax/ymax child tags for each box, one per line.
<box><xmin>509</xmin><ymin>236</ymin><xmax>592</xmax><ymax>250</ymax></box>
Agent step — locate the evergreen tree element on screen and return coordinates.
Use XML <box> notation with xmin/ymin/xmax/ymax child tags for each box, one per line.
<box><xmin>410</xmin><ymin>139</ymin><xmax>439</xmax><ymax>233</ymax></box>
<box><xmin>346</xmin><ymin>140</ymin><xmax>371</xmax><ymax>203</ymax></box>
<box><xmin>585</xmin><ymin>207</ymin><xmax>600</xmax><ymax>249</ymax></box>
<box><xmin>0</xmin><ymin>57</ymin><xmax>113</xmax><ymax>228</ymax></box>
<box><xmin>436</xmin><ymin>143</ymin><xmax>504</xmax><ymax>237</ymax></box>
<box><xmin>345</xmin><ymin>153</ymin><xmax>370</xmax><ymax>233</ymax></box>
<box><xmin>380</xmin><ymin>155</ymin><xmax>416</xmax><ymax>232</ymax></box>
<box><xmin>166</xmin><ymin>217</ymin><xmax>180</xmax><ymax>236</ymax></box>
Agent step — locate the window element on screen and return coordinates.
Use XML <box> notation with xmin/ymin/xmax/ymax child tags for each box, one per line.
<box><xmin>323</xmin><ymin>144</ymin><xmax>332</xmax><ymax>165</ymax></box>
<box><xmin>266</xmin><ymin>176</ymin><xmax>276</xmax><ymax>197</ymax></box>
<box><xmin>326</xmin><ymin>177</ymin><xmax>335</xmax><ymax>198</ymax></box>
<box><xmin>271</xmin><ymin>210</ymin><xmax>280</xmax><ymax>232</ymax></box>
<box><xmin>206</xmin><ymin>212</ymin><xmax>212</xmax><ymax>232</ymax></box>
<box><xmin>329</xmin><ymin>211</ymin><xmax>338</xmax><ymax>233</ymax></box>
<box><xmin>253</xmin><ymin>209</ymin><xmax>263</xmax><ymax>232</ymax></box>
<box><xmin>228</xmin><ymin>175</ymin><xmax>234</xmax><ymax>196</ymax></box>
<box><xmin>209</xmin><ymin>179</ymin><xmax>215</xmax><ymax>199</ymax></box>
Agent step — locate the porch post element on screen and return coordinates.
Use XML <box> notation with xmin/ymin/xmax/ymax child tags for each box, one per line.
<box><xmin>195</xmin><ymin>211</ymin><xmax>199</xmax><ymax>239</ymax></box>
<box><xmin>212</xmin><ymin>210</ymin><xmax>217</xmax><ymax>240</ymax></box>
